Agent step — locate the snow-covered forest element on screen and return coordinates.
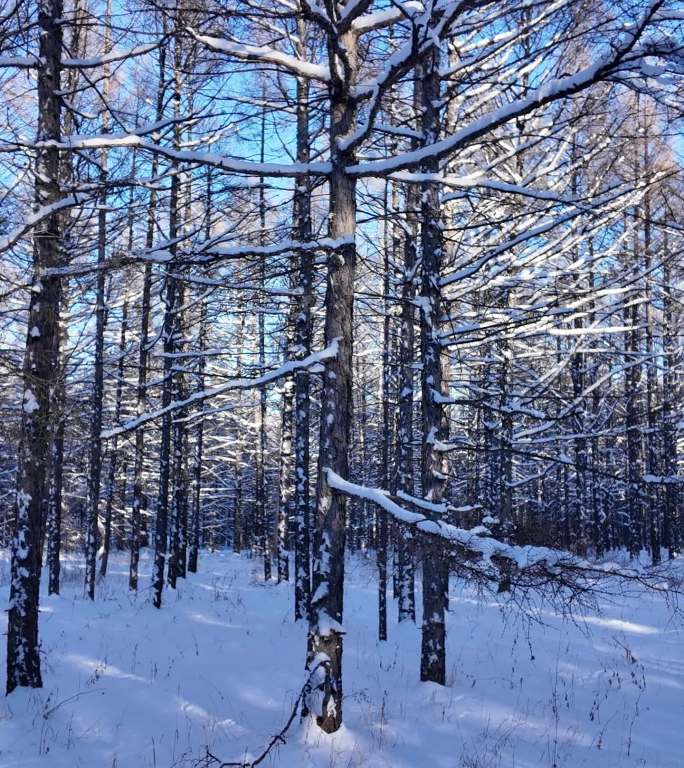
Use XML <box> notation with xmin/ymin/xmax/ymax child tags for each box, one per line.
<box><xmin>1</xmin><ymin>0</ymin><xmax>683</xmax><ymax>765</ymax></box>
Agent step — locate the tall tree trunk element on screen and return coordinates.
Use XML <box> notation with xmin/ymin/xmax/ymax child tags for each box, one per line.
<box><xmin>130</xmin><ymin>43</ymin><xmax>166</xmax><ymax>590</ymax></box>
<box><xmin>152</xmin><ymin>20</ymin><xmax>182</xmax><ymax>608</ymax></box>
<box><xmin>293</xmin><ymin>48</ymin><xmax>313</xmax><ymax>620</ymax></box>
<box><xmin>396</xmin><ymin>181</ymin><xmax>417</xmax><ymax>623</ymax></box>
<box><xmin>377</xmin><ymin>180</ymin><xmax>393</xmax><ymax>642</ymax></box>
<box><xmin>641</xmin><ymin>184</ymin><xmax>660</xmax><ymax>564</ymax></box>
<box><xmin>45</xmin><ymin>0</ymin><xmax>84</xmax><ymax>597</ymax></box>
<box><xmin>169</xmin><ymin>244</ymin><xmax>188</xmax><ymax>585</ymax></box>
<box><xmin>571</xmin><ymin>268</ymin><xmax>587</xmax><ymax>555</ymax></box>
<box><xmin>46</xmin><ymin>327</ymin><xmax>66</xmax><ymax>596</ymax></box>
<box><xmin>233</xmin><ymin>308</ymin><xmax>248</xmax><ymax>554</ymax></box>
<box><xmin>168</xmin><ymin>33</ymin><xmax>189</xmax><ymax>590</ymax></box>
<box><xmin>152</xmin><ymin>230</ymin><xmax>178</xmax><ymax>606</ymax></box>
<box><xmin>587</xmin><ymin>260</ymin><xmax>605</xmax><ymax>557</ymax></box>
<box><xmin>307</xmin><ymin>25</ymin><xmax>359</xmax><ymax>735</ymax></box>
<box><xmin>418</xmin><ymin>50</ymin><xmax>450</xmax><ymax>687</ymax></box>
<box><xmin>661</xmin><ymin>236</ymin><xmax>679</xmax><ymax>558</ymax></box>
<box><xmin>188</xmin><ymin>171</ymin><xmax>212</xmax><ymax>574</ymax></box>
<box><xmin>255</xmin><ymin>101</ymin><xmax>271</xmax><ymax>581</ymax></box>
<box><xmin>7</xmin><ymin>0</ymin><xmax>63</xmax><ymax>694</ymax></box>
<box><xmin>100</xmin><ymin>295</ymin><xmax>128</xmax><ymax>577</ymax></box>
<box><xmin>276</xmin><ymin>308</ymin><xmax>295</xmax><ymax>582</ymax></box>
<box><xmin>84</xmin><ymin>0</ymin><xmax>112</xmax><ymax>600</ymax></box>
<box><xmin>624</xmin><ymin>216</ymin><xmax>642</xmax><ymax>559</ymax></box>
<box><xmin>188</xmin><ymin>296</ymin><xmax>207</xmax><ymax>574</ymax></box>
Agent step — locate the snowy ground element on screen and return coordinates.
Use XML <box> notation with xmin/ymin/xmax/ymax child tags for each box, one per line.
<box><xmin>0</xmin><ymin>550</ymin><xmax>682</xmax><ymax>768</ymax></box>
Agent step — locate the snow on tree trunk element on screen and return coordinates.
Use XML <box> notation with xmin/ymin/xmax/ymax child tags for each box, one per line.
<box><xmin>418</xmin><ymin>50</ymin><xmax>450</xmax><ymax>687</ymax></box>
<box><xmin>396</xmin><ymin>180</ymin><xmax>417</xmax><ymax>623</ymax></box>
<box><xmin>293</xmin><ymin>59</ymin><xmax>313</xmax><ymax>621</ymax></box>
<box><xmin>277</xmin><ymin>363</ymin><xmax>295</xmax><ymax>583</ymax></box>
<box><xmin>307</xmin><ymin>25</ymin><xmax>358</xmax><ymax>735</ymax></box>
<box><xmin>6</xmin><ymin>0</ymin><xmax>63</xmax><ymax>694</ymax></box>
<box><xmin>130</xmin><ymin>42</ymin><xmax>166</xmax><ymax>591</ymax></box>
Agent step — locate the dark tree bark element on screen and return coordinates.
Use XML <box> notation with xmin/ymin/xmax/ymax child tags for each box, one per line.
<box><xmin>624</xmin><ymin>216</ymin><xmax>642</xmax><ymax>558</ymax></box>
<box><xmin>255</xmin><ymin>101</ymin><xmax>272</xmax><ymax>581</ymax></box>
<box><xmin>167</xmin><ymin>29</ymin><xmax>190</xmax><ymax>590</ymax></box>
<box><xmin>276</xmin><ymin>339</ymin><xmax>295</xmax><ymax>582</ymax></box>
<box><xmin>130</xmin><ymin>43</ymin><xmax>166</xmax><ymax>591</ymax></box>
<box><xmin>307</xmin><ymin>22</ymin><xmax>360</xmax><ymax>734</ymax></box>
<box><xmin>641</xmin><ymin>181</ymin><xmax>660</xmax><ymax>564</ymax></box>
<box><xmin>152</xmin><ymin>22</ymin><xmax>182</xmax><ymax>607</ymax></box>
<box><xmin>168</xmin><ymin>257</ymin><xmax>188</xmax><ymax>587</ymax></box>
<box><xmin>188</xmin><ymin>294</ymin><xmax>207</xmax><ymax>574</ymax></box>
<box><xmin>232</xmin><ymin>308</ymin><xmax>248</xmax><ymax>554</ymax></box>
<box><xmin>84</xmin><ymin>168</ymin><xmax>108</xmax><ymax>601</ymax></box>
<box><xmin>188</xmin><ymin>171</ymin><xmax>212</xmax><ymax>574</ymax></box>
<box><xmin>100</xmin><ymin>295</ymin><xmax>129</xmax><ymax>578</ymax></box>
<box><xmin>292</xmin><ymin>50</ymin><xmax>313</xmax><ymax>620</ymax></box>
<box><xmin>84</xmin><ymin>1</ymin><xmax>113</xmax><ymax>600</ymax></box>
<box><xmin>46</xmin><ymin>330</ymin><xmax>66</xmax><ymax>596</ymax></box>
<box><xmin>377</xmin><ymin>179</ymin><xmax>393</xmax><ymax>642</ymax></box>
<box><xmin>418</xmin><ymin>50</ymin><xmax>450</xmax><ymax>687</ymax></box>
<box><xmin>45</xmin><ymin>0</ymin><xmax>84</xmax><ymax>598</ymax></box>
<box><xmin>396</xmin><ymin>181</ymin><xmax>417</xmax><ymax>623</ymax></box>
<box><xmin>661</xmin><ymin>236</ymin><xmax>679</xmax><ymax>559</ymax></box>
<box><xmin>7</xmin><ymin>0</ymin><xmax>63</xmax><ymax>694</ymax></box>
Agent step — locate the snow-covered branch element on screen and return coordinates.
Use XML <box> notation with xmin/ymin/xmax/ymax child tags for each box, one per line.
<box><xmin>324</xmin><ymin>470</ymin><xmax>679</xmax><ymax>599</ymax></box>
<box><xmin>187</xmin><ymin>29</ymin><xmax>330</xmax><ymax>82</ymax></box>
<box><xmin>347</xmin><ymin>0</ymin><xmax>670</xmax><ymax>176</ymax></box>
<box><xmin>101</xmin><ymin>342</ymin><xmax>339</xmax><ymax>439</ymax></box>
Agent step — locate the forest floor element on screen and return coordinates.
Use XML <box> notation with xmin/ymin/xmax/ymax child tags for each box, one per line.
<box><xmin>0</xmin><ymin>549</ymin><xmax>683</xmax><ymax>768</ymax></box>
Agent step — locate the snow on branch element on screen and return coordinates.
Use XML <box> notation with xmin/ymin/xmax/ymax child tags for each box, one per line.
<box><xmin>0</xmin><ymin>43</ymin><xmax>161</xmax><ymax>70</ymax></box>
<box><xmin>325</xmin><ymin>468</ymin><xmax>568</xmax><ymax>569</ymax></box>
<box><xmin>63</xmin><ymin>41</ymin><xmax>162</xmax><ymax>68</ymax></box>
<box><xmin>438</xmin><ymin>180</ymin><xmax>654</xmax><ymax>288</ymax></box>
<box><xmin>187</xmin><ymin>29</ymin><xmax>330</xmax><ymax>82</ymax></box>
<box><xmin>0</xmin><ymin>56</ymin><xmax>38</xmax><ymax>68</ymax></box>
<box><xmin>199</xmin><ymin>235</ymin><xmax>355</xmax><ymax>263</ymax></box>
<box><xmin>46</xmin><ymin>234</ymin><xmax>354</xmax><ymax>276</ymax></box>
<box><xmin>35</xmin><ymin>134</ymin><xmax>330</xmax><ymax>178</ymax></box>
<box><xmin>0</xmin><ymin>193</ymin><xmax>91</xmax><ymax>255</ymax></box>
<box><xmin>324</xmin><ymin>470</ymin><xmax>681</xmax><ymax>602</ymax></box>
<box><xmin>350</xmin><ymin>1</ymin><xmax>423</xmax><ymax>33</ymax></box>
<box><xmin>101</xmin><ymin>341</ymin><xmax>339</xmax><ymax>439</ymax></box>
<box><xmin>347</xmin><ymin>0</ymin><xmax>671</xmax><ymax>177</ymax></box>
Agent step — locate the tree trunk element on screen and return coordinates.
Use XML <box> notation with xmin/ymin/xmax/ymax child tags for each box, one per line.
<box><xmin>307</xmin><ymin>25</ymin><xmax>358</xmax><ymax>734</ymax></box>
<box><xmin>152</xmin><ymin>24</ymin><xmax>182</xmax><ymax>606</ymax></box>
<box><xmin>7</xmin><ymin>0</ymin><xmax>63</xmax><ymax>694</ymax></box>
<box><xmin>84</xmin><ymin>0</ymin><xmax>112</xmax><ymax>600</ymax></box>
<box><xmin>84</xmin><ymin>168</ymin><xmax>107</xmax><ymax>599</ymax></box>
<box><xmin>293</xmin><ymin>54</ymin><xmax>313</xmax><ymax>620</ymax></box>
<box><xmin>233</xmin><ymin>308</ymin><xmax>248</xmax><ymax>554</ymax></box>
<box><xmin>661</xmin><ymin>237</ymin><xmax>679</xmax><ymax>558</ymax></box>
<box><xmin>46</xmin><ymin>328</ymin><xmax>66</xmax><ymax>596</ymax></box>
<box><xmin>188</xmin><ymin>171</ymin><xmax>211</xmax><ymax>574</ymax></box>
<box><xmin>130</xmin><ymin>43</ymin><xmax>166</xmax><ymax>591</ymax></box>
<box><xmin>396</xmin><ymin>181</ymin><xmax>417</xmax><ymax>623</ymax></box>
<box><xmin>418</xmin><ymin>50</ymin><xmax>449</xmax><ymax>687</ymax></box>
<box><xmin>100</xmin><ymin>296</ymin><xmax>128</xmax><ymax>578</ymax></box>
<box><xmin>255</xmin><ymin>101</ymin><xmax>271</xmax><ymax>581</ymax></box>
<box><xmin>276</xmin><ymin>344</ymin><xmax>295</xmax><ymax>582</ymax></box>
<box><xmin>168</xmin><ymin>253</ymin><xmax>188</xmax><ymax>587</ymax></box>
<box><xmin>641</xmin><ymin>185</ymin><xmax>660</xmax><ymax>564</ymax></box>
<box><xmin>624</xmin><ymin>216</ymin><xmax>642</xmax><ymax>559</ymax></box>
<box><xmin>377</xmin><ymin>179</ymin><xmax>393</xmax><ymax>642</ymax></box>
